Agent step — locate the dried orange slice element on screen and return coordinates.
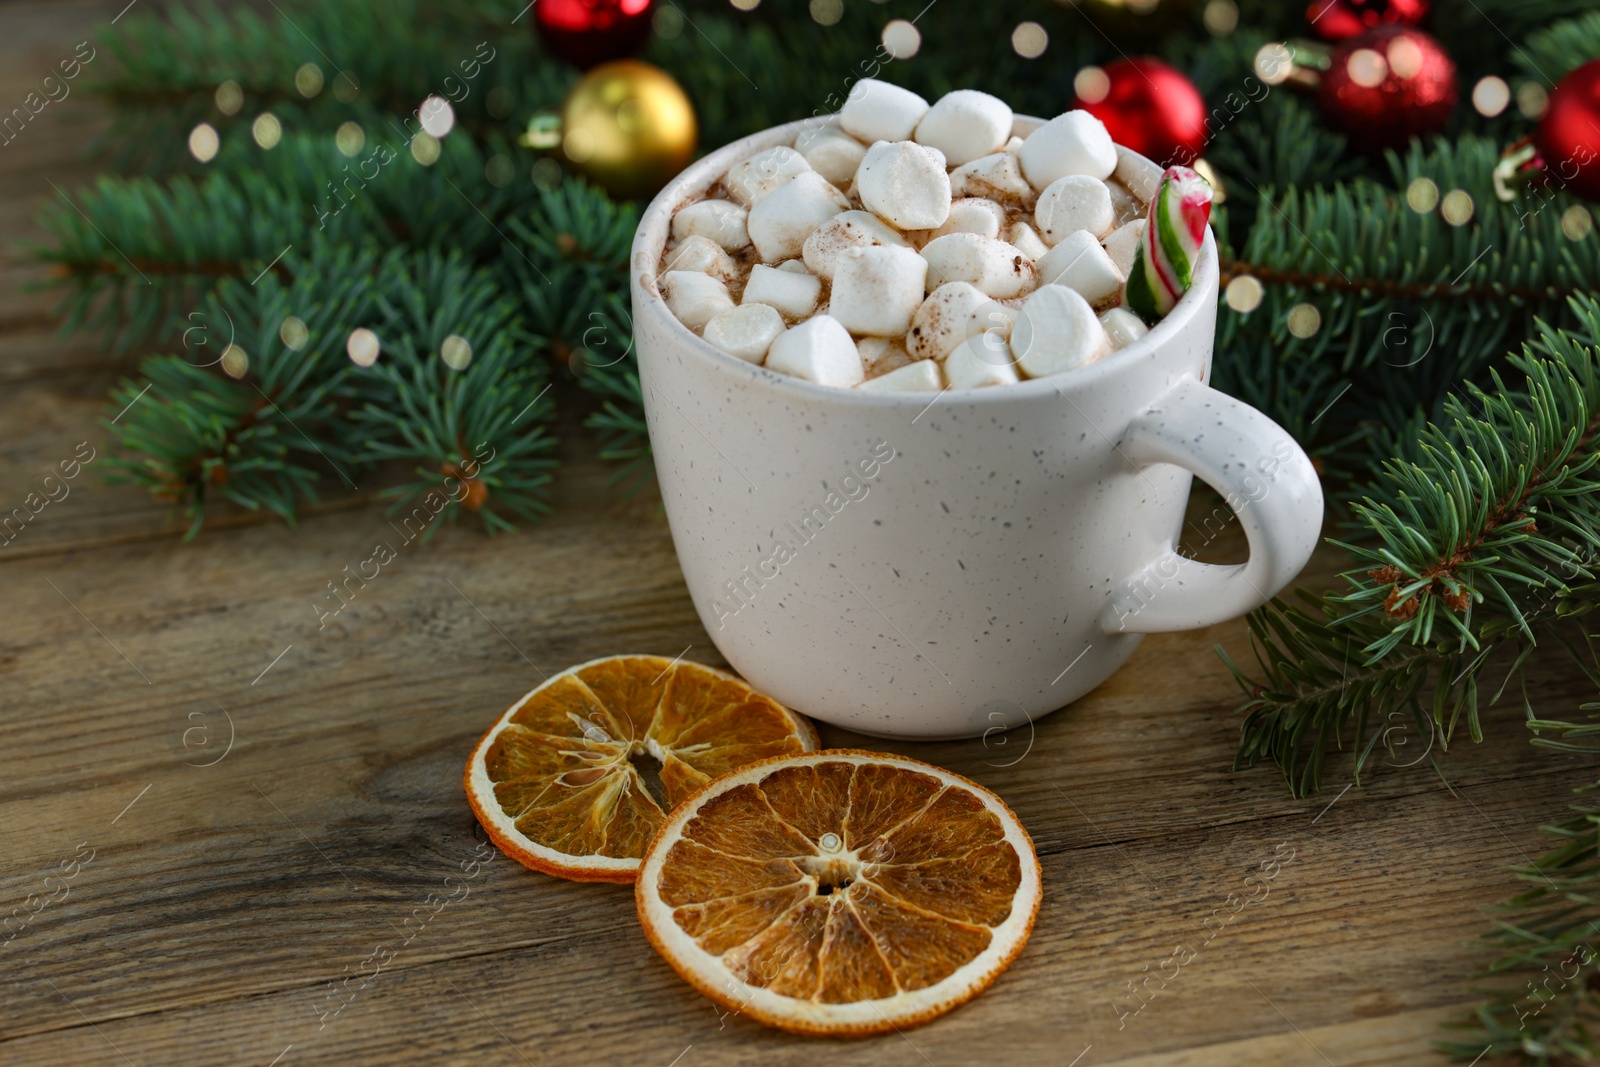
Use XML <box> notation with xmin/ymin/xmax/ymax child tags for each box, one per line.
<box><xmin>635</xmin><ymin>749</ymin><xmax>1041</xmax><ymax>1036</ymax></box>
<box><xmin>464</xmin><ymin>655</ymin><xmax>818</xmax><ymax>883</ymax></box>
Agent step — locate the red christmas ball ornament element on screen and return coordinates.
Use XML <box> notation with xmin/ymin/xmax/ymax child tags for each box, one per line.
<box><xmin>1074</xmin><ymin>58</ymin><xmax>1208</xmax><ymax>167</ymax></box>
<box><xmin>1318</xmin><ymin>26</ymin><xmax>1456</xmax><ymax>150</ymax></box>
<box><xmin>1535</xmin><ymin>59</ymin><xmax>1600</xmax><ymax>201</ymax></box>
<box><xmin>535</xmin><ymin>0</ymin><xmax>655</xmax><ymax>71</ymax></box>
<box><xmin>1305</xmin><ymin>0</ymin><xmax>1427</xmax><ymax>41</ymax></box>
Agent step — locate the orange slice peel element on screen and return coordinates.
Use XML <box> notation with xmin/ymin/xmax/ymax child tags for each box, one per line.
<box><xmin>635</xmin><ymin>749</ymin><xmax>1041</xmax><ymax>1036</ymax></box>
<box><xmin>464</xmin><ymin>655</ymin><xmax>819</xmax><ymax>883</ymax></box>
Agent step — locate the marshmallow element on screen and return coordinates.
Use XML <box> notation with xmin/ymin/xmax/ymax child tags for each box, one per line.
<box><xmin>1003</xmin><ymin>136</ymin><xmax>1025</xmax><ymax>154</ymax></box>
<box><xmin>743</xmin><ymin>263</ymin><xmax>823</xmax><ymax>319</ymax></box>
<box><xmin>1008</xmin><ymin>222</ymin><xmax>1051</xmax><ymax>261</ymax></box>
<box><xmin>1113</xmin><ymin>155</ymin><xmax>1161</xmax><ymax>203</ymax></box>
<box><xmin>858</xmin><ymin>359</ymin><xmax>943</xmax><ymax>393</ymax></box>
<box><xmin>858</xmin><ymin>336</ymin><xmax>914</xmax><ymax>378</ymax></box>
<box><xmin>662</xmin><ymin>270</ymin><xmax>736</xmax><ymax>330</ymax></box>
<box><xmin>914</xmin><ymin>89</ymin><xmax>1013</xmax><ymax>167</ymax></box>
<box><xmin>671</xmin><ymin>199</ymin><xmax>750</xmax><ymax>251</ymax></box>
<box><xmin>949</xmin><ymin>151</ymin><xmax>1032</xmax><ymax>202</ymax></box>
<box><xmin>944</xmin><ymin>335</ymin><xmax>1020</xmax><ymax>389</ymax></box>
<box><xmin>704</xmin><ymin>304</ymin><xmax>786</xmax><ymax>364</ymax></box>
<box><xmin>856</xmin><ymin>140</ymin><xmax>951</xmax><ymax>231</ymax></box>
<box><xmin>802</xmin><ymin>210</ymin><xmax>911</xmax><ymax>280</ymax></box>
<box><xmin>1100</xmin><ymin>307</ymin><xmax>1149</xmax><ymax>350</ymax></box>
<box><xmin>829</xmin><ymin>245</ymin><xmax>928</xmax><ymax>337</ymax></box>
<box><xmin>838</xmin><ymin>78</ymin><xmax>929</xmax><ymax>144</ymax></box>
<box><xmin>1102</xmin><ymin>219</ymin><xmax>1145</xmax><ymax>277</ymax></box>
<box><xmin>929</xmin><ymin>198</ymin><xmax>1006</xmax><ymax>241</ymax></box>
<box><xmin>664</xmin><ymin>235</ymin><xmax>737</xmax><ymax>284</ymax></box>
<box><xmin>747</xmin><ymin>172</ymin><xmax>850</xmax><ymax>262</ymax></box>
<box><xmin>795</xmin><ymin>125</ymin><xmax>868</xmax><ymax>185</ymax></box>
<box><xmin>1009</xmin><ymin>284</ymin><xmax>1111</xmax><ymax>378</ymax></box>
<box><xmin>907</xmin><ymin>281</ymin><xmax>988</xmax><ymax>361</ymax></box>
<box><xmin>724</xmin><ymin>145</ymin><xmax>813</xmax><ymax>207</ymax></box>
<box><xmin>921</xmin><ymin>233</ymin><xmax>1036</xmax><ymax>298</ymax></box>
<box><xmin>1036</xmin><ymin>175</ymin><xmax>1116</xmax><ymax>244</ymax></box>
<box><xmin>1035</xmin><ymin>231</ymin><xmax>1124</xmax><ymax>305</ymax></box>
<box><xmin>777</xmin><ymin>259</ymin><xmax>811</xmax><ymax>274</ymax></box>
<box><xmin>765</xmin><ymin>315</ymin><xmax>864</xmax><ymax>387</ymax></box>
<box><xmin>1017</xmin><ymin>110</ymin><xmax>1118</xmax><ymax>189</ymax></box>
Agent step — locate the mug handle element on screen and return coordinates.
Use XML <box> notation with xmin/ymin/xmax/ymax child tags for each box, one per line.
<box><xmin>1098</xmin><ymin>375</ymin><xmax>1324</xmax><ymax>634</ymax></box>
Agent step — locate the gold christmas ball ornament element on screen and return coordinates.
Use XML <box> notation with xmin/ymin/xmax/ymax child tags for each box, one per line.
<box><xmin>547</xmin><ymin>60</ymin><xmax>696</xmax><ymax>201</ymax></box>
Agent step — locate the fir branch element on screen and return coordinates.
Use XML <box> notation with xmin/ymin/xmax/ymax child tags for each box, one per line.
<box><xmin>1229</xmin><ymin>296</ymin><xmax>1600</xmax><ymax>796</ymax></box>
<box><xmin>1518</xmin><ymin>11</ymin><xmax>1600</xmax><ymax>86</ymax></box>
<box><xmin>348</xmin><ymin>252</ymin><xmax>557</xmax><ymax>538</ymax></box>
<box><xmin>1439</xmin><ymin>786</ymin><xmax>1600</xmax><ymax>1064</ymax></box>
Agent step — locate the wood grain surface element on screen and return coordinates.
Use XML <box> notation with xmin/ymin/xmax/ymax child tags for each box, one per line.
<box><xmin>3</xmin><ymin>4</ymin><xmax>1596</xmax><ymax>1064</ymax></box>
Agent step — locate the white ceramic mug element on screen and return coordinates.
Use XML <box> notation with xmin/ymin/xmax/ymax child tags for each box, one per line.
<box><xmin>630</xmin><ymin>115</ymin><xmax>1323</xmax><ymax>739</ymax></box>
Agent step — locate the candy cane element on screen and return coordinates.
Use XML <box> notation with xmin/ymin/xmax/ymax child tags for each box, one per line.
<box><xmin>1124</xmin><ymin>166</ymin><xmax>1213</xmax><ymax>324</ymax></box>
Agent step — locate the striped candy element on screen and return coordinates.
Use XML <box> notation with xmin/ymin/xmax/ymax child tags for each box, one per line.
<box><xmin>1124</xmin><ymin>166</ymin><xmax>1213</xmax><ymax>324</ymax></box>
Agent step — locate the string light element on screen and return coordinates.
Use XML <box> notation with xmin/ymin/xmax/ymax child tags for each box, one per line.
<box><xmin>419</xmin><ymin>96</ymin><xmax>455</xmax><ymax>138</ymax></box>
<box><xmin>1225</xmin><ymin>275</ymin><xmax>1263</xmax><ymax>313</ymax></box>
<box><xmin>220</xmin><ymin>344</ymin><xmax>249</xmax><ymax>379</ymax></box>
<box><xmin>1440</xmin><ymin>189</ymin><xmax>1474</xmax><ymax>226</ymax></box>
<box><xmin>214</xmin><ymin>80</ymin><xmax>243</xmax><ymax>116</ymax></box>
<box><xmin>279</xmin><ymin>316</ymin><xmax>309</xmax><ymax>351</ymax></box>
<box><xmin>809</xmin><ymin>0</ymin><xmax>842</xmax><ymax>25</ymax></box>
<box><xmin>1203</xmin><ymin>0</ymin><xmax>1239</xmax><ymax>36</ymax></box>
<box><xmin>1562</xmin><ymin>205</ymin><xmax>1594</xmax><ymax>242</ymax></box>
<box><xmin>1074</xmin><ymin>67</ymin><xmax>1110</xmax><ymax>105</ymax></box>
<box><xmin>347</xmin><ymin>328</ymin><xmax>380</xmax><ymax>367</ymax></box>
<box><xmin>881</xmin><ymin>20</ymin><xmax>920</xmax><ymax>60</ymax></box>
<box><xmin>188</xmin><ymin>123</ymin><xmax>219</xmax><ymax>163</ymax></box>
<box><xmin>1472</xmin><ymin>76</ymin><xmax>1509</xmax><ymax>117</ymax></box>
<box><xmin>440</xmin><ymin>335</ymin><xmax>473</xmax><ymax>370</ymax></box>
<box><xmin>1405</xmin><ymin>177</ymin><xmax>1439</xmax><ymax>213</ymax></box>
<box><xmin>294</xmin><ymin>62</ymin><xmax>324</xmax><ymax>98</ymax></box>
<box><xmin>1517</xmin><ymin>82</ymin><xmax>1548</xmax><ymax>120</ymax></box>
<box><xmin>335</xmin><ymin>122</ymin><xmax>365</xmax><ymax>157</ymax></box>
<box><xmin>251</xmin><ymin>113</ymin><xmax>281</xmax><ymax>149</ymax></box>
<box><xmin>1287</xmin><ymin>303</ymin><xmax>1322</xmax><ymax>338</ymax></box>
<box><xmin>1011</xmin><ymin>22</ymin><xmax>1048</xmax><ymax>60</ymax></box>
<box><xmin>410</xmin><ymin>132</ymin><xmax>441</xmax><ymax>165</ymax></box>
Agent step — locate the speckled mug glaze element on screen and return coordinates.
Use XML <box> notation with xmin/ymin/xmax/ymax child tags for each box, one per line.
<box><xmin>631</xmin><ymin>115</ymin><xmax>1324</xmax><ymax>739</ymax></box>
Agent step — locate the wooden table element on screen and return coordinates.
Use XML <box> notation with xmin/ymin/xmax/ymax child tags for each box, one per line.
<box><xmin>4</xmin><ymin>4</ymin><xmax>1595</xmax><ymax>1063</ymax></box>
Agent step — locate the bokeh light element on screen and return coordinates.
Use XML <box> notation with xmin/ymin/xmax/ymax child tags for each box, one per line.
<box><xmin>1563</xmin><ymin>205</ymin><xmax>1594</xmax><ymax>242</ymax></box>
<box><xmin>881</xmin><ymin>20</ymin><xmax>920</xmax><ymax>60</ymax></box>
<box><xmin>335</xmin><ymin>122</ymin><xmax>365</xmax><ymax>157</ymax></box>
<box><xmin>1012</xmin><ymin>22</ymin><xmax>1048</xmax><ymax>59</ymax></box>
<box><xmin>1405</xmin><ymin>177</ymin><xmax>1439</xmax><ymax>213</ymax></box>
<box><xmin>1203</xmin><ymin>0</ymin><xmax>1239</xmax><ymax>36</ymax></box>
<box><xmin>188</xmin><ymin>123</ymin><xmax>219</xmax><ymax>163</ymax></box>
<box><xmin>419</xmin><ymin>95</ymin><xmax>455</xmax><ymax>138</ymax></box>
<box><xmin>1287</xmin><ymin>303</ymin><xmax>1322</xmax><ymax>338</ymax></box>
<box><xmin>220</xmin><ymin>343</ymin><xmax>249</xmax><ymax>379</ymax></box>
<box><xmin>251</xmin><ymin>113</ymin><xmax>281</xmax><ymax>149</ymax></box>
<box><xmin>1225</xmin><ymin>275</ymin><xmax>1263</xmax><ymax>313</ymax></box>
<box><xmin>214</xmin><ymin>80</ymin><xmax>243</xmax><ymax>116</ymax></box>
<box><xmin>810</xmin><ymin>0</ymin><xmax>842</xmax><ymax>26</ymax></box>
<box><xmin>440</xmin><ymin>335</ymin><xmax>473</xmax><ymax>370</ymax></box>
<box><xmin>1441</xmin><ymin>189</ymin><xmax>1474</xmax><ymax>226</ymax></box>
<box><xmin>1074</xmin><ymin>67</ymin><xmax>1110</xmax><ymax>105</ymax></box>
<box><xmin>295</xmin><ymin>62</ymin><xmax>324</xmax><ymax>98</ymax></box>
<box><xmin>1472</xmin><ymin>76</ymin><xmax>1509</xmax><ymax>117</ymax></box>
<box><xmin>410</xmin><ymin>131</ymin><xmax>441</xmax><ymax>165</ymax></box>
<box><xmin>347</xmin><ymin>328</ymin><xmax>380</xmax><ymax>367</ymax></box>
<box><xmin>279</xmin><ymin>316</ymin><xmax>309</xmax><ymax>351</ymax></box>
